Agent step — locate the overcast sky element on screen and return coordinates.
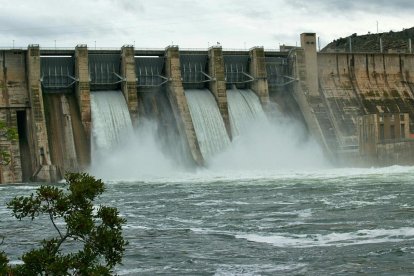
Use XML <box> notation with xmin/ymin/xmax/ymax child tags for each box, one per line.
<box><xmin>0</xmin><ymin>0</ymin><xmax>413</xmax><ymax>50</ymax></box>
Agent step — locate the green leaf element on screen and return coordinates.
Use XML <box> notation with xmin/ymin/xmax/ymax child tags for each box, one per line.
<box><xmin>3</xmin><ymin>172</ymin><xmax>128</xmax><ymax>273</ymax></box>
<box><xmin>0</xmin><ymin>251</ymin><xmax>10</xmax><ymax>274</ymax></box>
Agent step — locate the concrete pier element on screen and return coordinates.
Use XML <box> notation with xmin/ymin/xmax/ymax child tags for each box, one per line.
<box><xmin>27</xmin><ymin>45</ymin><xmax>57</xmax><ymax>182</ymax></box>
<box><xmin>208</xmin><ymin>46</ymin><xmax>232</xmax><ymax>138</ymax></box>
<box><xmin>165</xmin><ymin>46</ymin><xmax>204</xmax><ymax>165</ymax></box>
<box><xmin>249</xmin><ymin>47</ymin><xmax>270</xmax><ymax>106</ymax></box>
<box><xmin>75</xmin><ymin>45</ymin><xmax>91</xmax><ymax>163</ymax></box>
<box><xmin>121</xmin><ymin>46</ymin><xmax>139</xmax><ymax>124</ymax></box>
<box><xmin>44</xmin><ymin>94</ymin><xmax>79</xmax><ymax>176</ymax></box>
<box><xmin>291</xmin><ymin>34</ymin><xmax>338</xmax><ymax>158</ymax></box>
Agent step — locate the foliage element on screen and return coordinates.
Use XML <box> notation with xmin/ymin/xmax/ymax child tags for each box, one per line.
<box><xmin>0</xmin><ymin>121</ymin><xmax>17</xmax><ymax>166</ymax></box>
<box><xmin>322</xmin><ymin>26</ymin><xmax>414</xmax><ymax>52</ymax></box>
<box><xmin>0</xmin><ymin>172</ymin><xmax>128</xmax><ymax>275</ymax></box>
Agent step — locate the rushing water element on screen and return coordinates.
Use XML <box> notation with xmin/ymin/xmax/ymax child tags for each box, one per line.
<box><xmin>4</xmin><ymin>89</ymin><xmax>413</xmax><ymax>275</ymax></box>
<box><xmin>90</xmin><ymin>90</ymin><xmax>134</xmax><ymax>152</ymax></box>
<box><xmin>185</xmin><ymin>89</ymin><xmax>230</xmax><ymax>160</ymax></box>
<box><xmin>227</xmin><ymin>87</ymin><xmax>266</xmax><ymax>137</ymax></box>
<box><xmin>90</xmin><ymin>90</ymin><xmax>135</xmax><ymax>175</ymax></box>
<box><xmin>1</xmin><ymin>166</ymin><xmax>414</xmax><ymax>275</ymax></box>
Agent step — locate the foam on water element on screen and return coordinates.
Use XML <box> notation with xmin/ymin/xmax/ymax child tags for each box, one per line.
<box><xmin>3</xmin><ymin>165</ymin><xmax>414</xmax><ymax>274</ymax></box>
<box><xmin>0</xmin><ymin>185</ymin><xmax>38</xmax><ymax>190</ymax></box>
<box><xmin>214</xmin><ymin>263</ymin><xmax>307</xmax><ymax>275</ymax></box>
<box><xmin>99</xmin><ymin>164</ymin><xmax>414</xmax><ymax>185</ymax></box>
<box><xmin>236</xmin><ymin>227</ymin><xmax>414</xmax><ymax>248</ymax></box>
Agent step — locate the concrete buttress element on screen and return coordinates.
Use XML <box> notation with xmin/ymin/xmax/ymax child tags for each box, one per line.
<box><xmin>75</xmin><ymin>45</ymin><xmax>91</xmax><ymax>164</ymax></box>
<box><xmin>121</xmin><ymin>46</ymin><xmax>139</xmax><ymax>124</ymax></box>
<box><xmin>249</xmin><ymin>47</ymin><xmax>270</xmax><ymax>106</ymax></box>
<box><xmin>292</xmin><ymin>34</ymin><xmax>338</xmax><ymax>157</ymax></box>
<box><xmin>165</xmin><ymin>46</ymin><xmax>204</xmax><ymax>165</ymax></box>
<box><xmin>27</xmin><ymin>45</ymin><xmax>57</xmax><ymax>182</ymax></box>
<box><xmin>208</xmin><ymin>46</ymin><xmax>232</xmax><ymax>139</ymax></box>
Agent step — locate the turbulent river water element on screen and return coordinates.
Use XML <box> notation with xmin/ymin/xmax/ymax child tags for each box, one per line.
<box><xmin>1</xmin><ymin>166</ymin><xmax>414</xmax><ymax>275</ymax></box>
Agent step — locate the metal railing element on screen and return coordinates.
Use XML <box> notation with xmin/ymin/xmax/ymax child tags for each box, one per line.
<box><xmin>136</xmin><ymin>75</ymin><xmax>168</xmax><ymax>87</ymax></box>
<box><xmin>378</xmin><ymin>137</ymin><xmax>414</xmax><ymax>144</ymax></box>
<box><xmin>41</xmin><ymin>75</ymin><xmax>77</xmax><ymax>90</ymax></box>
<box><xmin>0</xmin><ymin>46</ymin><xmax>283</xmax><ymax>52</ymax></box>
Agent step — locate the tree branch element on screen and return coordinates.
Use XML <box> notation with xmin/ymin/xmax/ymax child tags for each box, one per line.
<box><xmin>49</xmin><ymin>212</ymin><xmax>63</xmax><ymax>239</ymax></box>
<box><xmin>53</xmin><ymin>231</ymin><xmax>71</xmax><ymax>255</ymax></box>
<box><xmin>47</xmin><ymin>199</ymin><xmax>63</xmax><ymax>239</ymax></box>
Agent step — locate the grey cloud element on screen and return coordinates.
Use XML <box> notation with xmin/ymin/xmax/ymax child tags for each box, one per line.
<box><xmin>220</xmin><ymin>0</ymin><xmax>273</xmax><ymax>20</ymax></box>
<box><xmin>242</xmin><ymin>9</ymin><xmax>272</xmax><ymax>20</ymax></box>
<box><xmin>284</xmin><ymin>0</ymin><xmax>414</xmax><ymax>13</ymax></box>
<box><xmin>0</xmin><ymin>16</ymin><xmax>114</xmax><ymax>39</ymax></box>
<box><xmin>110</xmin><ymin>0</ymin><xmax>145</xmax><ymax>13</ymax></box>
<box><xmin>0</xmin><ymin>0</ymin><xmax>410</xmax><ymax>48</ymax></box>
<box><xmin>0</xmin><ymin>0</ymin><xmax>132</xmax><ymax>42</ymax></box>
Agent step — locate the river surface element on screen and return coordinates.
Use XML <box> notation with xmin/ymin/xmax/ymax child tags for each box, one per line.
<box><xmin>1</xmin><ymin>166</ymin><xmax>414</xmax><ymax>275</ymax></box>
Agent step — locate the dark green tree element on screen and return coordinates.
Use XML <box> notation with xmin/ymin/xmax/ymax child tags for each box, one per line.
<box><xmin>0</xmin><ymin>172</ymin><xmax>128</xmax><ymax>275</ymax></box>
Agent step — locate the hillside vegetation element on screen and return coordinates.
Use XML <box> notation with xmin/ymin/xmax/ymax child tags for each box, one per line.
<box><xmin>322</xmin><ymin>27</ymin><xmax>414</xmax><ymax>53</ymax></box>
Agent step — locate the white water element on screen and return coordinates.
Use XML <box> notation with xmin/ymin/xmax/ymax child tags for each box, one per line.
<box><xmin>90</xmin><ymin>90</ymin><xmax>134</xmax><ymax>165</ymax></box>
<box><xmin>226</xmin><ymin>87</ymin><xmax>266</xmax><ymax>136</ymax></box>
<box><xmin>185</xmin><ymin>89</ymin><xmax>230</xmax><ymax>161</ymax></box>
<box><xmin>89</xmin><ymin>120</ymin><xmax>179</xmax><ymax>181</ymax></box>
<box><xmin>4</xmin><ymin>165</ymin><xmax>414</xmax><ymax>275</ymax></box>
<box><xmin>236</xmin><ymin>227</ymin><xmax>414</xmax><ymax>248</ymax></box>
<box><xmin>91</xmin><ymin>91</ymin><xmax>133</xmax><ymax>150</ymax></box>
<box><xmin>209</xmin><ymin>88</ymin><xmax>327</xmax><ymax>171</ymax></box>
<box><xmin>89</xmin><ymin>88</ymin><xmax>330</xmax><ymax>182</ymax></box>
<box><xmin>87</xmin><ymin>87</ymin><xmax>331</xmax><ymax>184</ymax></box>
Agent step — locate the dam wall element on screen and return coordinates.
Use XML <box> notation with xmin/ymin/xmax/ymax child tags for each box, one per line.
<box><xmin>295</xmin><ymin>33</ymin><xmax>414</xmax><ymax>165</ymax></box>
<box><xmin>2</xmin><ymin>35</ymin><xmax>414</xmax><ymax>182</ymax></box>
<box><xmin>0</xmin><ymin>50</ymin><xmax>26</xmax><ymax>182</ymax></box>
<box><xmin>291</xmin><ymin>34</ymin><xmax>338</xmax><ymax>158</ymax></box>
<box><xmin>249</xmin><ymin>47</ymin><xmax>270</xmax><ymax>106</ymax></box>
<box><xmin>27</xmin><ymin>46</ymin><xmax>57</xmax><ymax>181</ymax></box>
<box><xmin>121</xmin><ymin>46</ymin><xmax>139</xmax><ymax>124</ymax></box>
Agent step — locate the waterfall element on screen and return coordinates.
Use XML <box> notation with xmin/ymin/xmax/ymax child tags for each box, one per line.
<box><xmin>208</xmin><ymin>87</ymin><xmax>327</xmax><ymax>170</ymax></box>
<box><xmin>90</xmin><ymin>91</ymin><xmax>133</xmax><ymax>154</ymax></box>
<box><xmin>227</xmin><ymin>87</ymin><xmax>266</xmax><ymax>137</ymax></box>
<box><xmin>89</xmin><ymin>91</ymin><xmax>181</xmax><ymax>181</ymax></box>
<box><xmin>185</xmin><ymin>89</ymin><xmax>230</xmax><ymax>161</ymax></box>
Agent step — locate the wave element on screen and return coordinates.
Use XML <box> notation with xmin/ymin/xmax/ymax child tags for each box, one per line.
<box><xmin>236</xmin><ymin>227</ymin><xmax>414</xmax><ymax>248</ymax></box>
<box><xmin>101</xmin><ymin>165</ymin><xmax>414</xmax><ymax>185</ymax></box>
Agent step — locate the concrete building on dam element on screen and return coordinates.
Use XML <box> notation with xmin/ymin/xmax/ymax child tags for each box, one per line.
<box><xmin>1</xmin><ymin>33</ymin><xmax>414</xmax><ymax>183</ymax></box>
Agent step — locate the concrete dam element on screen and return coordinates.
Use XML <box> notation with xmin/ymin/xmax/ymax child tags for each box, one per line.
<box><xmin>1</xmin><ymin>33</ymin><xmax>414</xmax><ymax>183</ymax></box>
